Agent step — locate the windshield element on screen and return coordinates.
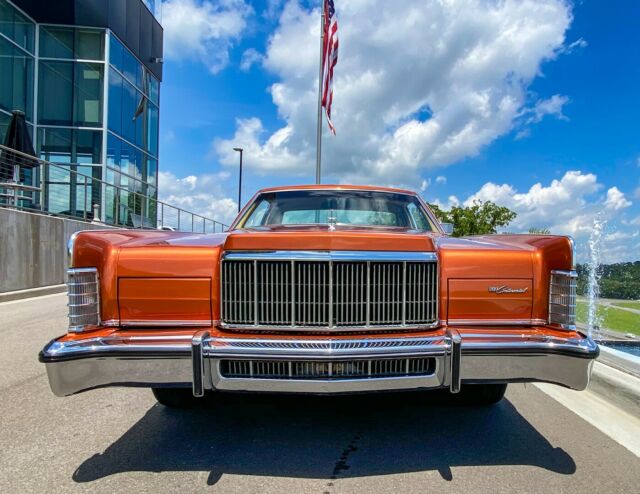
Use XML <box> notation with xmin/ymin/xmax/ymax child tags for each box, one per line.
<box><xmin>240</xmin><ymin>190</ymin><xmax>434</xmax><ymax>231</ymax></box>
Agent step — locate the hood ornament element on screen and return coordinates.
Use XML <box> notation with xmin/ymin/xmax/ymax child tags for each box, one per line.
<box><xmin>488</xmin><ymin>285</ymin><xmax>528</xmax><ymax>294</ymax></box>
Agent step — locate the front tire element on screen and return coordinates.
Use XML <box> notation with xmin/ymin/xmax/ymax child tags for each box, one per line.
<box><xmin>152</xmin><ymin>387</ymin><xmax>205</xmax><ymax>408</ymax></box>
<box><xmin>452</xmin><ymin>383</ymin><xmax>507</xmax><ymax>406</ymax></box>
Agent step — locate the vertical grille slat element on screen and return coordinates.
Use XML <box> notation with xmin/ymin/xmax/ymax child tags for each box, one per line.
<box><xmin>222</xmin><ymin>256</ymin><xmax>438</xmax><ymax>329</ymax></box>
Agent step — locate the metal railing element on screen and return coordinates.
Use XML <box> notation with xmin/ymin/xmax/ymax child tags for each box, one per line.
<box><xmin>0</xmin><ymin>144</ymin><xmax>229</xmax><ymax>233</ymax></box>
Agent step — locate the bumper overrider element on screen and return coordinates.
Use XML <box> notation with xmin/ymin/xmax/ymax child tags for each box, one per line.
<box><xmin>39</xmin><ymin>328</ymin><xmax>599</xmax><ymax>397</ymax></box>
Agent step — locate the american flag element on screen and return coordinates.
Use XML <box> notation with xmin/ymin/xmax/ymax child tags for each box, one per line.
<box><xmin>321</xmin><ymin>0</ymin><xmax>338</xmax><ymax>134</ymax></box>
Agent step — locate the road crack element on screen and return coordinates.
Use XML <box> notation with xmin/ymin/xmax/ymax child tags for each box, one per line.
<box><xmin>324</xmin><ymin>431</ymin><xmax>363</xmax><ymax>493</ymax></box>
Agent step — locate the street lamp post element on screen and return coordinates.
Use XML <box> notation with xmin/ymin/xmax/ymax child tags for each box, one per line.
<box><xmin>233</xmin><ymin>147</ymin><xmax>243</xmax><ymax>212</ymax></box>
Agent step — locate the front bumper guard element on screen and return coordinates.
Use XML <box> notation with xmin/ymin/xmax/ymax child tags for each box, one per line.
<box><xmin>40</xmin><ymin>329</ymin><xmax>599</xmax><ymax>397</ymax></box>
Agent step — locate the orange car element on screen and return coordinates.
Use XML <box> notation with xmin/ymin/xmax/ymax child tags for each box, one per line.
<box><xmin>40</xmin><ymin>185</ymin><xmax>598</xmax><ymax>407</ymax></box>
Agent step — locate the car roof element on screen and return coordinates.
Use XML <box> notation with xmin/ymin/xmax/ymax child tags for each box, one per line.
<box><xmin>256</xmin><ymin>184</ymin><xmax>417</xmax><ymax>196</ymax></box>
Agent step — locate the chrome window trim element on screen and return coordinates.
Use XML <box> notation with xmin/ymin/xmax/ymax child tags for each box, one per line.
<box><xmin>220</xmin><ymin>251</ymin><xmax>439</xmax><ymax>332</ymax></box>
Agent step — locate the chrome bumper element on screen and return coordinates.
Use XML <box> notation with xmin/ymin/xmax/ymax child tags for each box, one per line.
<box><xmin>39</xmin><ymin>329</ymin><xmax>599</xmax><ymax>397</ymax></box>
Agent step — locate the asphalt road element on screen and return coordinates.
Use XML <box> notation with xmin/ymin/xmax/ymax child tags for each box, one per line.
<box><xmin>1</xmin><ymin>293</ymin><xmax>639</xmax><ymax>493</ymax></box>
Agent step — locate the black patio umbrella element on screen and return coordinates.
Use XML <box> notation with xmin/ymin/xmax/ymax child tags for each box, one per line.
<box><xmin>0</xmin><ymin>110</ymin><xmax>36</xmax><ymax>182</ymax></box>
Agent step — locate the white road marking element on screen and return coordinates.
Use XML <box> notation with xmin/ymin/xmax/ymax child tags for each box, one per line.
<box><xmin>0</xmin><ymin>292</ymin><xmax>67</xmax><ymax>306</ymax></box>
<box><xmin>536</xmin><ymin>383</ymin><xmax>640</xmax><ymax>457</ymax></box>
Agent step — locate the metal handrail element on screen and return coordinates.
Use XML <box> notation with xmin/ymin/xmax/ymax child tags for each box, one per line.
<box><xmin>0</xmin><ymin>144</ymin><xmax>229</xmax><ymax>233</ymax></box>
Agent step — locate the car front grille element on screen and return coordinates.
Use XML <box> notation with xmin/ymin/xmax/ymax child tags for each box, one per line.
<box><xmin>219</xmin><ymin>357</ymin><xmax>436</xmax><ymax>380</ymax></box>
<box><xmin>221</xmin><ymin>252</ymin><xmax>438</xmax><ymax>331</ymax></box>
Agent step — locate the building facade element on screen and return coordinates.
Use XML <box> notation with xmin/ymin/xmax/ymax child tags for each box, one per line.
<box><xmin>0</xmin><ymin>0</ymin><xmax>162</xmax><ymax>227</ymax></box>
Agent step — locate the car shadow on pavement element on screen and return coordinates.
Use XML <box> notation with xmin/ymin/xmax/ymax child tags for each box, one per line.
<box><xmin>73</xmin><ymin>390</ymin><xmax>575</xmax><ymax>485</ymax></box>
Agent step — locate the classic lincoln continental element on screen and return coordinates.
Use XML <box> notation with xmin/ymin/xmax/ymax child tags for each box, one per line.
<box><xmin>40</xmin><ymin>185</ymin><xmax>598</xmax><ymax>407</ymax></box>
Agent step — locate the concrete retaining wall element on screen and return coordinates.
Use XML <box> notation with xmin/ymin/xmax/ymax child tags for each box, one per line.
<box><xmin>0</xmin><ymin>208</ymin><xmax>114</xmax><ymax>293</ymax></box>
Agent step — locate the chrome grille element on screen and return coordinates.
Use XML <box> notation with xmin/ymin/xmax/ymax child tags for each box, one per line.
<box><xmin>221</xmin><ymin>252</ymin><xmax>438</xmax><ymax>330</ymax></box>
<box><xmin>67</xmin><ymin>268</ymin><xmax>100</xmax><ymax>332</ymax></box>
<box><xmin>220</xmin><ymin>357</ymin><xmax>436</xmax><ymax>380</ymax></box>
<box><xmin>549</xmin><ymin>270</ymin><xmax>577</xmax><ymax>328</ymax></box>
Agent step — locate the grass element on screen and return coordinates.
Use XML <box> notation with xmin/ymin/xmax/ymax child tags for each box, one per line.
<box><xmin>611</xmin><ymin>300</ymin><xmax>640</xmax><ymax>311</ymax></box>
<box><xmin>576</xmin><ymin>301</ymin><xmax>640</xmax><ymax>336</ymax></box>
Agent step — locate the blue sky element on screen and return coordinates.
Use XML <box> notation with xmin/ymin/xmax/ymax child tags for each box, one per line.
<box><xmin>156</xmin><ymin>0</ymin><xmax>639</xmax><ymax>262</ymax></box>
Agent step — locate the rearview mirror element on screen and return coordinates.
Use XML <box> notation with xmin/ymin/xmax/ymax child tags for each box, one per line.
<box><xmin>440</xmin><ymin>222</ymin><xmax>454</xmax><ymax>235</ymax></box>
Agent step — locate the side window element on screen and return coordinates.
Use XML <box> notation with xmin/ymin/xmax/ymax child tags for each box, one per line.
<box><xmin>407</xmin><ymin>202</ymin><xmax>431</xmax><ymax>231</ymax></box>
<box><xmin>244</xmin><ymin>200</ymin><xmax>270</xmax><ymax>227</ymax></box>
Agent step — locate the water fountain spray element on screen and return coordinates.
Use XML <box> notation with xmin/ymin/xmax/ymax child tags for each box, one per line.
<box><xmin>586</xmin><ymin>216</ymin><xmax>606</xmax><ymax>339</ymax></box>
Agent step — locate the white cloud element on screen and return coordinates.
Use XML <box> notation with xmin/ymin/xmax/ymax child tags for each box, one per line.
<box><xmin>524</xmin><ymin>94</ymin><xmax>569</xmax><ymax>124</ymax></box>
<box><xmin>158</xmin><ymin>170</ymin><xmax>238</xmax><ymax>226</ymax></box>
<box><xmin>240</xmin><ymin>48</ymin><xmax>264</xmax><ymax>71</ymax></box>
<box><xmin>215</xmin><ymin>0</ymin><xmax>573</xmax><ymax>185</ymax></box>
<box><xmin>420</xmin><ymin>179</ymin><xmax>431</xmax><ymax>192</ymax></box>
<box><xmin>435</xmin><ymin>176</ymin><xmax>447</xmax><ymax>185</ymax></box>
<box><xmin>161</xmin><ymin>0</ymin><xmax>253</xmax><ymax>73</ymax></box>
<box><xmin>558</xmin><ymin>37</ymin><xmax>587</xmax><ymax>55</ymax></box>
<box><xmin>460</xmin><ymin>171</ymin><xmax>636</xmax><ymax>262</ymax></box>
<box><xmin>604</xmin><ymin>186</ymin><xmax>632</xmax><ymax>211</ymax></box>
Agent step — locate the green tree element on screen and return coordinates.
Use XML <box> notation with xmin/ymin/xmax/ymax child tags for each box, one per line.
<box><xmin>428</xmin><ymin>200</ymin><xmax>517</xmax><ymax>237</ymax></box>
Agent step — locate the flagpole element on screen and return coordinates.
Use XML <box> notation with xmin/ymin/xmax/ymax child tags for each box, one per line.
<box><xmin>315</xmin><ymin>2</ymin><xmax>325</xmax><ymax>184</ymax></box>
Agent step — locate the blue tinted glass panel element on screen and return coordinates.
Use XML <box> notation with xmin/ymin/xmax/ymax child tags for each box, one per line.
<box><xmin>39</xmin><ymin>26</ymin><xmax>74</xmax><ymax>58</ymax></box>
<box><xmin>120</xmin><ymin>79</ymin><xmax>137</xmax><ymax>144</ymax></box>
<box><xmin>38</xmin><ymin>61</ymin><xmax>73</xmax><ymax>125</ymax></box>
<box><xmin>73</xmin><ymin>62</ymin><xmax>103</xmax><ymax>127</ymax></box>
<box><xmin>0</xmin><ymin>0</ymin><xmax>35</xmax><ymax>53</ymax></box>
<box><xmin>108</xmin><ymin>67</ymin><xmax>122</xmax><ymax>134</ymax></box>
<box><xmin>76</xmin><ymin>29</ymin><xmax>103</xmax><ymax>60</ymax></box>
<box><xmin>146</xmin><ymin>103</ymin><xmax>158</xmax><ymax>157</ymax></box>
<box><xmin>0</xmin><ymin>36</ymin><xmax>34</xmax><ymax>117</ymax></box>
<box><xmin>149</xmin><ymin>75</ymin><xmax>159</xmax><ymax>105</ymax></box>
<box><xmin>107</xmin><ymin>133</ymin><xmax>121</xmax><ymax>169</ymax></box>
<box><xmin>109</xmin><ymin>34</ymin><xmax>123</xmax><ymax>72</ymax></box>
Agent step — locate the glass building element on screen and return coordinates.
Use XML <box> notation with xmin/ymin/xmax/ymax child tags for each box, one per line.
<box><xmin>0</xmin><ymin>0</ymin><xmax>163</xmax><ymax>227</ymax></box>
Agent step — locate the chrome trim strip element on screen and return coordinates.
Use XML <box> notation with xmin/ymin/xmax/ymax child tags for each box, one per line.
<box><xmin>221</xmin><ymin>251</ymin><xmax>439</xmax><ymax>331</ymax></box>
<box><xmin>222</xmin><ymin>250</ymin><xmax>438</xmax><ymax>262</ymax></box>
<box><xmin>448</xmin><ymin>328</ymin><xmax>461</xmax><ymax>393</ymax></box>
<box><xmin>191</xmin><ymin>331</ymin><xmax>209</xmax><ymax>397</ymax></box>
<box><xmin>551</xmin><ymin>269</ymin><xmax>578</xmax><ymax>278</ymax></box>
<box><xmin>119</xmin><ymin>320</ymin><xmax>213</xmax><ymax>327</ymax></box>
<box><xmin>220</xmin><ymin>322</ymin><xmax>442</xmax><ymax>332</ymax></box>
<box><xmin>447</xmin><ymin>319</ymin><xmax>547</xmax><ymax>326</ymax></box>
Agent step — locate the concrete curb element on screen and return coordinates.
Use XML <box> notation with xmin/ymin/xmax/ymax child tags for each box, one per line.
<box><xmin>598</xmin><ymin>345</ymin><xmax>640</xmax><ymax>378</ymax></box>
<box><xmin>0</xmin><ymin>284</ymin><xmax>66</xmax><ymax>303</ymax></box>
<box><xmin>589</xmin><ymin>361</ymin><xmax>640</xmax><ymax>419</ymax></box>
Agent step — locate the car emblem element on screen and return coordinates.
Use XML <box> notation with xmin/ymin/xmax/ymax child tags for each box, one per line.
<box><xmin>488</xmin><ymin>285</ymin><xmax>528</xmax><ymax>294</ymax></box>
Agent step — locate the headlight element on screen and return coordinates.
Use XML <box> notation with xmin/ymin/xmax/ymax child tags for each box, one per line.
<box><xmin>549</xmin><ymin>270</ymin><xmax>577</xmax><ymax>329</ymax></box>
<box><xmin>67</xmin><ymin>267</ymin><xmax>100</xmax><ymax>332</ymax></box>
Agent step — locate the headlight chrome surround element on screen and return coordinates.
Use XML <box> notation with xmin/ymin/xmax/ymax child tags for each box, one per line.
<box><xmin>67</xmin><ymin>267</ymin><xmax>101</xmax><ymax>332</ymax></box>
<box><xmin>549</xmin><ymin>269</ymin><xmax>578</xmax><ymax>330</ymax></box>
<box><xmin>567</xmin><ymin>236</ymin><xmax>576</xmax><ymax>269</ymax></box>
